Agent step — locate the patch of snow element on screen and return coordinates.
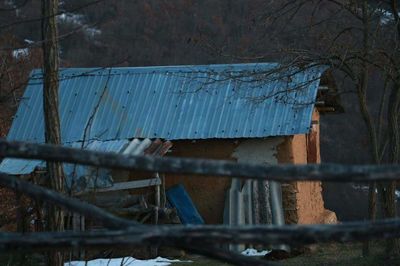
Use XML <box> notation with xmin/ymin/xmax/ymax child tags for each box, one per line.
<box><xmin>84</xmin><ymin>26</ymin><xmax>101</xmax><ymax>37</ymax></box>
<box><xmin>3</xmin><ymin>0</ymin><xmax>14</xmax><ymax>8</ymax></box>
<box><xmin>376</xmin><ymin>9</ymin><xmax>400</xmax><ymax>25</ymax></box>
<box><xmin>58</xmin><ymin>13</ymin><xmax>85</xmax><ymax>25</ymax></box>
<box><xmin>241</xmin><ymin>248</ymin><xmax>270</xmax><ymax>256</ymax></box>
<box><xmin>2</xmin><ymin>0</ymin><xmax>20</xmax><ymax>16</ymax></box>
<box><xmin>57</xmin><ymin>12</ymin><xmax>101</xmax><ymax>38</ymax></box>
<box><xmin>64</xmin><ymin>256</ymin><xmax>187</xmax><ymax>266</ymax></box>
<box><xmin>379</xmin><ymin>10</ymin><xmax>394</xmax><ymax>25</ymax></box>
<box><xmin>351</xmin><ymin>184</ymin><xmax>379</xmax><ymax>193</ymax></box>
<box><xmin>12</xmin><ymin>48</ymin><xmax>29</xmax><ymax>58</ymax></box>
<box><xmin>351</xmin><ymin>184</ymin><xmax>369</xmax><ymax>191</ymax></box>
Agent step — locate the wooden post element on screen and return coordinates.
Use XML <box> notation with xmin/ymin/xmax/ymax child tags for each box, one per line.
<box><xmin>72</xmin><ymin>213</ymin><xmax>85</xmax><ymax>259</ymax></box>
<box><xmin>151</xmin><ymin>172</ymin><xmax>161</xmax><ymax>257</ymax></box>
<box><xmin>41</xmin><ymin>0</ymin><xmax>64</xmax><ymax>265</ymax></box>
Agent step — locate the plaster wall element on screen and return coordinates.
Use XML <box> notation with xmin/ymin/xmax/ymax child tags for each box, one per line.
<box><xmin>231</xmin><ymin>138</ymin><xmax>284</xmax><ymax>164</ymax></box>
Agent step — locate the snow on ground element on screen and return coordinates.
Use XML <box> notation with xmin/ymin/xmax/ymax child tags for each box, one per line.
<box><xmin>64</xmin><ymin>256</ymin><xmax>187</xmax><ymax>266</ymax></box>
<box><xmin>241</xmin><ymin>248</ymin><xmax>270</xmax><ymax>256</ymax></box>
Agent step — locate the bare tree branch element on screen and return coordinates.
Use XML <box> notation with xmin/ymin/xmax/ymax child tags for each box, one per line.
<box><xmin>0</xmin><ymin>0</ymin><xmax>30</xmax><ymax>11</ymax></box>
<box><xmin>0</xmin><ymin>0</ymin><xmax>106</xmax><ymax>31</ymax></box>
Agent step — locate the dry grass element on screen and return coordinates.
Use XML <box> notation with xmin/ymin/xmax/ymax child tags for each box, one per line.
<box><xmin>175</xmin><ymin>242</ymin><xmax>400</xmax><ymax>266</ymax></box>
<box><xmin>0</xmin><ymin>241</ymin><xmax>398</xmax><ymax>265</ymax></box>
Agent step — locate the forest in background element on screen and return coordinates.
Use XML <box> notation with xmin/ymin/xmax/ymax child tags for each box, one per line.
<box><xmin>1</xmin><ymin>0</ymin><xmax>394</xmax><ymax>221</ymax></box>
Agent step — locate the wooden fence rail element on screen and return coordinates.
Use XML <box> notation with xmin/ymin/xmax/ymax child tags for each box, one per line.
<box><xmin>2</xmin><ymin>171</ymin><xmax>400</xmax><ymax>247</ymax></box>
<box><xmin>1</xmin><ymin>140</ymin><xmax>400</xmax><ymax>265</ymax></box>
<box><xmin>0</xmin><ymin>218</ymin><xmax>400</xmax><ymax>249</ymax></box>
<box><xmin>2</xmin><ymin>140</ymin><xmax>400</xmax><ymax>181</ymax></box>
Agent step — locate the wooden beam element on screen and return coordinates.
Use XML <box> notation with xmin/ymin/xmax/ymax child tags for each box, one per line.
<box><xmin>1</xmin><ymin>164</ymin><xmax>400</xmax><ymax>266</ymax></box>
<box><xmin>2</xmin><ymin>140</ymin><xmax>400</xmax><ymax>182</ymax></box>
<box><xmin>75</xmin><ymin>178</ymin><xmax>162</xmax><ymax>195</ymax></box>
<box><xmin>0</xmin><ymin>218</ymin><xmax>400</xmax><ymax>248</ymax></box>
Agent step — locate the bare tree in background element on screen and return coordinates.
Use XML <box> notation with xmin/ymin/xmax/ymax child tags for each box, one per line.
<box><xmin>41</xmin><ymin>0</ymin><xmax>64</xmax><ymax>265</ymax></box>
<box><xmin>195</xmin><ymin>0</ymin><xmax>400</xmax><ymax>256</ymax></box>
<box><xmin>259</xmin><ymin>0</ymin><xmax>400</xmax><ymax>256</ymax></box>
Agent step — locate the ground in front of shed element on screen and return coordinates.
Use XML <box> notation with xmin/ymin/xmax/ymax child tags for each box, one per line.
<box><xmin>170</xmin><ymin>242</ymin><xmax>399</xmax><ymax>266</ymax></box>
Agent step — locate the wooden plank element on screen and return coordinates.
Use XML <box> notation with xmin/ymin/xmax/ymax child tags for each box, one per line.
<box><xmin>3</xmin><ymin>140</ymin><xmax>400</xmax><ymax>181</ymax></box>
<box><xmin>2</xmin><ymin>218</ymin><xmax>400</xmax><ymax>248</ymax></box>
<box><xmin>80</xmin><ymin>178</ymin><xmax>162</xmax><ymax>194</ymax></box>
<box><xmin>166</xmin><ymin>184</ymin><xmax>204</xmax><ymax>225</ymax></box>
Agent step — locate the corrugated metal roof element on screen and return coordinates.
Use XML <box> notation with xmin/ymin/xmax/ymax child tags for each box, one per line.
<box><xmin>63</xmin><ymin>139</ymin><xmax>129</xmax><ymax>190</ymax></box>
<box><xmin>0</xmin><ymin>138</ymin><xmax>172</xmax><ymax>190</ymax></box>
<box><xmin>0</xmin><ymin>139</ymin><xmax>128</xmax><ymax>177</ymax></box>
<box><xmin>6</xmin><ymin>63</ymin><xmax>325</xmax><ymax>143</ymax></box>
<box><xmin>0</xmin><ymin>158</ymin><xmax>42</xmax><ymax>175</ymax></box>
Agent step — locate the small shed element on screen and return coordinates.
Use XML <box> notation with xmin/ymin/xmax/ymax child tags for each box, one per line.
<box><xmin>0</xmin><ymin>63</ymin><xmax>338</xmax><ymax>226</ymax></box>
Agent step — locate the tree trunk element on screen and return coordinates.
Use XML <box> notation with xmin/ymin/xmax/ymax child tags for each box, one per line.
<box><xmin>358</xmin><ymin>2</ymin><xmax>379</xmax><ymax>255</ymax></box>
<box><xmin>41</xmin><ymin>0</ymin><xmax>65</xmax><ymax>265</ymax></box>
<box><xmin>382</xmin><ymin>84</ymin><xmax>400</xmax><ymax>255</ymax></box>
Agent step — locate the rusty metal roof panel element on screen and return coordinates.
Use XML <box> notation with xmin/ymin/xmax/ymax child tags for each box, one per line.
<box><xmin>6</xmin><ymin>63</ymin><xmax>325</xmax><ymax>143</ymax></box>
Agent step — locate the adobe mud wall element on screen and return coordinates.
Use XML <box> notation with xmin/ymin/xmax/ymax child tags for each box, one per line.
<box><xmin>163</xmin><ymin>139</ymin><xmax>237</xmax><ymax>224</ymax></box>
<box><xmin>277</xmin><ymin>110</ymin><xmax>337</xmax><ymax>224</ymax></box>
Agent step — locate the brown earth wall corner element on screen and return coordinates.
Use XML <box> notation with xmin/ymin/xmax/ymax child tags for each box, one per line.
<box><xmin>277</xmin><ymin>110</ymin><xmax>337</xmax><ymax>225</ymax></box>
